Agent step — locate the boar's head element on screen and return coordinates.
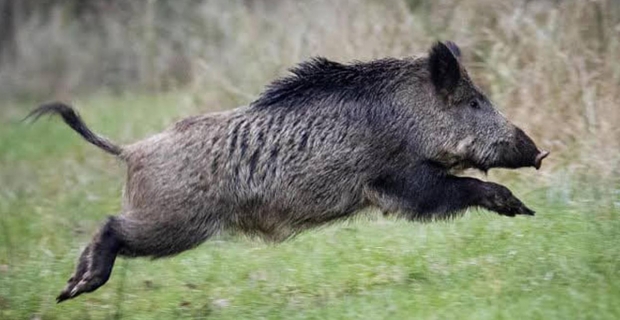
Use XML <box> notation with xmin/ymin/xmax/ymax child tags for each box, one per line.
<box><xmin>412</xmin><ymin>41</ymin><xmax>549</xmax><ymax>172</ymax></box>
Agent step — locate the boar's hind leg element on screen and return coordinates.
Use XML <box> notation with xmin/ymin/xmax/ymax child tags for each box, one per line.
<box><xmin>113</xmin><ymin>212</ymin><xmax>221</xmax><ymax>258</ymax></box>
<box><xmin>57</xmin><ymin>212</ymin><xmax>219</xmax><ymax>302</ymax></box>
<box><xmin>57</xmin><ymin>216</ymin><xmax>121</xmax><ymax>303</ymax></box>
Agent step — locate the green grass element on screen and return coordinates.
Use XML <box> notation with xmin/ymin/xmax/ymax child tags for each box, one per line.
<box><xmin>1</xmin><ymin>94</ymin><xmax>618</xmax><ymax>319</ymax></box>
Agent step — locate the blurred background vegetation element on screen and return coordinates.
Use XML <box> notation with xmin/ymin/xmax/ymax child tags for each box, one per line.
<box><xmin>1</xmin><ymin>0</ymin><xmax>619</xmax><ymax>319</ymax></box>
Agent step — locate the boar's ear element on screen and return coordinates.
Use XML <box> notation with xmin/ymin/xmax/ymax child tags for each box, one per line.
<box><xmin>429</xmin><ymin>41</ymin><xmax>462</xmax><ymax>96</ymax></box>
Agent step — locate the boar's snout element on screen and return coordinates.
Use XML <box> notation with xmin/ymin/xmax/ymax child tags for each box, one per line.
<box><xmin>492</xmin><ymin>127</ymin><xmax>549</xmax><ymax>170</ymax></box>
<box><xmin>534</xmin><ymin>150</ymin><xmax>550</xmax><ymax>170</ymax></box>
<box><xmin>512</xmin><ymin>127</ymin><xmax>549</xmax><ymax>170</ymax></box>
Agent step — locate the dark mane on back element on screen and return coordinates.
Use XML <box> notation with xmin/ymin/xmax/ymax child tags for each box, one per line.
<box><xmin>250</xmin><ymin>57</ymin><xmax>413</xmax><ymax>110</ymax></box>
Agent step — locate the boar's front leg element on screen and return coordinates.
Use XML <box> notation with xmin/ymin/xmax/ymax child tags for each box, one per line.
<box><xmin>367</xmin><ymin>164</ymin><xmax>534</xmax><ymax>219</ymax></box>
<box><xmin>472</xmin><ymin>181</ymin><xmax>535</xmax><ymax>217</ymax></box>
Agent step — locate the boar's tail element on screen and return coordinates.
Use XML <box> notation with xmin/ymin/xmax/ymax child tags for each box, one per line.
<box><xmin>25</xmin><ymin>102</ymin><xmax>123</xmax><ymax>156</ymax></box>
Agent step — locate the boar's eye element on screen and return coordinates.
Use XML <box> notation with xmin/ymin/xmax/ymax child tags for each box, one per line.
<box><xmin>469</xmin><ymin>100</ymin><xmax>480</xmax><ymax>109</ymax></box>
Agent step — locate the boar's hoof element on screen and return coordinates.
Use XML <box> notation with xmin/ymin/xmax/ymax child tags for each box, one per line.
<box><xmin>57</xmin><ymin>270</ymin><xmax>110</xmax><ymax>303</ymax></box>
<box><xmin>482</xmin><ymin>184</ymin><xmax>535</xmax><ymax>217</ymax></box>
<box><xmin>497</xmin><ymin>195</ymin><xmax>535</xmax><ymax>217</ymax></box>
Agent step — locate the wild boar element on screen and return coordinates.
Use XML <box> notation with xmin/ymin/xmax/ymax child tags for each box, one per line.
<box><xmin>27</xmin><ymin>41</ymin><xmax>549</xmax><ymax>302</ymax></box>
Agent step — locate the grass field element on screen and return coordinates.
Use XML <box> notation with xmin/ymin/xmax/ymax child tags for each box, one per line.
<box><xmin>0</xmin><ymin>93</ymin><xmax>618</xmax><ymax>319</ymax></box>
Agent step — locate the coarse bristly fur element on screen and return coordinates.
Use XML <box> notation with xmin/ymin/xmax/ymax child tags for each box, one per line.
<box><xmin>27</xmin><ymin>41</ymin><xmax>549</xmax><ymax>303</ymax></box>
